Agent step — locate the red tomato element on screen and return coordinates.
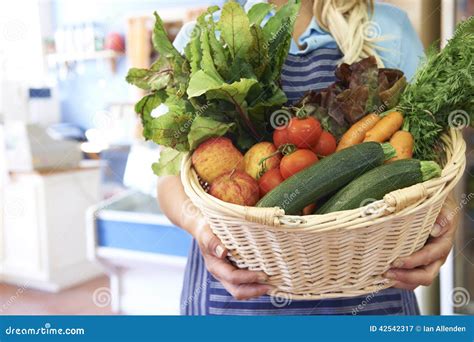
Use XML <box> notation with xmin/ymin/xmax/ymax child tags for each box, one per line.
<box><xmin>287</xmin><ymin>117</ymin><xmax>322</xmax><ymax>148</ymax></box>
<box><xmin>273</xmin><ymin>126</ymin><xmax>290</xmax><ymax>148</ymax></box>
<box><xmin>258</xmin><ymin>168</ymin><xmax>284</xmax><ymax>196</ymax></box>
<box><xmin>280</xmin><ymin>149</ymin><xmax>318</xmax><ymax>179</ymax></box>
<box><xmin>312</xmin><ymin>131</ymin><xmax>337</xmax><ymax>156</ymax></box>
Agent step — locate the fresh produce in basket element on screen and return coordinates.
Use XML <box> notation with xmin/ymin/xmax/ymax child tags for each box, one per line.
<box><xmin>311</xmin><ymin>130</ymin><xmax>337</xmax><ymax>156</ymax></box>
<box><xmin>279</xmin><ymin>148</ymin><xmax>319</xmax><ymax>179</ymax></box>
<box><xmin>336</xmin><ymin>113</ymin><xmax>380</xmax><ymax>151</ymax></box>
<box><xmin>243</xmin><ymin>142</ymin><xmax>281</xmax><ymax>180</ymax></box>
<box><xmin>363</xmin><ymin>111</ymin><xmax>404</xmax><ymax>143</ymax></box>
<box><xmin>318</xmin><ymin>159</ymin><xmax>442</xmax><ymax>214</ymax></box>
<box><xmin>287</xmin><ymin>115</ymin><xmax>322</xmax><ymax>149</ymax></box>
<box><xmin>126</xmin><ymin>1</ymin><xmax>301</xmax><ymax>176</ymax></box>
<box><xmin>210</xmin><ymin>170</ymin><xmax>260</xmax><ymax>206</ymax></box>
<box><xmin>305</xmin><ymin>17</ymin><xmax>473</xmax><ymax>164</ymax></box>
<box><xmin>127</xmin><ymin>0</ymin><xmax>472</xmax><ymax>219</ymax></box>
<box><xmin>388</xmin><ymin>130</ymin><xmax>414</xmax><ymax>162</ymax></box>
<box><xmin>273</xmin><ymin>126</ymin><xmax>290</xmax><ymax>148</ymax></box>
<box><xmin>191</xmin><ymin>137</ymin><xmax>244</xmax><ymax>183</ymax></box>
<box><xmin>398</xmin><ymin>16</ymin><xmax>474</xmax><ymax>161</ymax></box>
<box><xmin>296</xmin><ymin>56</ymin><xmax>407</xmax><ymax>139</ymax></box>
<box><xmin>167</xmin><ymin>14</ymin><xmax>472</xmax><ymax>301</ymax></box>
<box><xmin>257</xmin><ymin>142</ymin><xmax>396</xmax><ymax>214</ymax></box>
<box><xmin>302</xmin><ymin>203</ymin><xmax>317</xmax><ymax>216</ymax></box>
<box><xmin>127</xmin><ymin>1</ymin><xmax>472</xmax><ymax>300</ymax></box>
<box><xmin>258</xmin><ymin>168</ymin><xmax>284</xmax><ymax>196</ymax></box>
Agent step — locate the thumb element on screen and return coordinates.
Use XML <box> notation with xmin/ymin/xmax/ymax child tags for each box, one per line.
<box><xmin>206</xmin><ymin>234</ymin><xmax>228</xmax><ymax>259</ymax></box>
<box><xmin>195</xmin><ymin>220</ymin><xmax>227</xmax><ymax>259</ymax></box>
<box><xmin>431</xmin><ymin>205</ymin><xmax>453</xmax><ymax>237</ymax></box>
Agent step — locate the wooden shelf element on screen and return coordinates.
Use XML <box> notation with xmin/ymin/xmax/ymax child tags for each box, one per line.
<box><xmin>47</xmin><ymin>49</ymin><xmax>124</xmax><ymax>64</ymax></box>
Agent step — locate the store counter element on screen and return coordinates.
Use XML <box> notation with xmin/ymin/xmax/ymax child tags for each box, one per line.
<box><xmin>87</xmin><ymin>190</ymin><xmax>192</xmax><ymax>315</ymax></box>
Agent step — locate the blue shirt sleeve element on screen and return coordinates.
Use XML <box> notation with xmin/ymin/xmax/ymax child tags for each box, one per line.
<box><xmin>374</xmin><ymin>3</ymin><xmax>425</xmax><ymax>80</ymax></box>
<box><xmin>397</xmin><ymin>12</ymin><xmax>425</xmax><ymax>80</ymax></box>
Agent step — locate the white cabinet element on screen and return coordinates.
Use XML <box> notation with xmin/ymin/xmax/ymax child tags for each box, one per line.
<box><xmin>87</xmin><ymin>190</ymin><xmax>191</xmax><ymax>315</ymax></box>
<box><xmin>0</xmin><ymin>166</ymin><xmax>103</xmax><ymax>292</ymax></box>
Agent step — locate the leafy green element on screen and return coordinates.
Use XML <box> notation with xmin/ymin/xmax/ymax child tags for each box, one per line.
<box><xmin>135</xmin><ymin>92</ymin><xmax>167</xmax><ymax>140</ymax></box>
<box><xmin>262</xmin><ymin>1</ymin><xmax>299</xmax><ymax>80</ymax></box>
<box><xmin>187</xmin><ymin>70</ymin><xmax>225</xmax><ymax>98</ymax></box>
<box><xmin>149</xmin><ymin>111</ymin><xmax>192</xmax><ymax>152</ymax></box>
<box><xmin>218</xmin><ymin>2</ymin><xmax>253</xmax><ymax>59</ymax></box>
<box><xmin>249</xmin><ymin>25</ymin><xmax>269</xmax><ymax>78</ymax></box>
<box><xmin>152</xmin><ymin>148</ymin><xmax>187</xmax><ymax>176</ymax></box>
<box><xmin>296</xmin><ymin>57</ymin><xmax>406</xmax><ymax>138</ymax></box>
<box><xmin>184</xmin><ymin>25</ymin><xmax>202</xmax><ymax>74</ymax></box>
<box><xmin>206</xmin><ymin>78</ymin><xmax>258</xmax><ymax>105</ymax></box>
<box><xmin>188</xmin><ymin>116</ymin><xmax>235</xmax><ymax>150</ymax></box>
<box><xmin>399</xmin><ymin>16</ymin><xmax>474</xmax><ymax>160</ymax></box>
<box><xmin>127</xmin><ymin>0</ymin><xmax>301</xmax><ymax>175</ymax></box>
<box><xmin>247</xmin><ymin>2</ymin><xmax>273</xmax><ymax>25</ymax></box>
<box><xmin>151</xmin><ymin>12</ymin><xmax>185</xmax><ymax>63</ymax></box>
<box><xmin>126</xmin><ymin>68</ymin><xmax>171</xmax><ymax>91</ymax></box>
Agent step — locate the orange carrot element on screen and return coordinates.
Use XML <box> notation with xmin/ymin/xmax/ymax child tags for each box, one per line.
<box><xmin>302</xmin><ymin>203</ymin><xmax>317</xmax><ymax>215</ymax></box>
<box><xmin>336</xmin><ymin>113</ymin><xmax>381</xmax><ymax>151</ymax></box>
<box><xmin>387</xmin><ymin>130</ymin><xmax>414</xmax><ymax>162</ymax></box>
<box><xmin>363</xmin><ymin>111</ymin><xmax>404</xmax><ymax>143</ymax></box>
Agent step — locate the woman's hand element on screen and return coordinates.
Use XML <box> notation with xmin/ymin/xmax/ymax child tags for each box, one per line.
<box><xmin>385</xmin><ymin>197</ymin><xmax>459</xmax><ymax>290</ymax></box>
<box><xmin>193</xmin><ymin>218</ymin><xmax>275</xmax><ymax>300</ymax></box>
<box><xmin>157</xmin><ymin>176</ymin><xmax>273</xmax><ymax>300</ymax></box>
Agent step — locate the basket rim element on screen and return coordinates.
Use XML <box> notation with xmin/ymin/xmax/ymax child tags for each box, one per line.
<box><xmin>181</xmin><ymin>128</ymin><xmax>466</xmax><ymax>232</ymax></box>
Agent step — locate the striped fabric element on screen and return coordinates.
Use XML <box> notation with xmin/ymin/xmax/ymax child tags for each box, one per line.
<box><xmin>180</xmin><ymin>47</ymin><xmax>420</xmax><ymax>316</ymax></box>
<box><xmin>282</xmin><ymin>48</ymin><xmax>341</xmax><ymax>103</ymax></box>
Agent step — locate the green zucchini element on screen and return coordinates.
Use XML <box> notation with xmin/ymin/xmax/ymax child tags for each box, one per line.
<box><xmin>256</xmin><ymin>142</ymin><xmax>396</xmax><ymax>214</ymax></box>
<box><xmin>317</xmin><ymin>159</ymin><xmax>442</xmax><ymax>214</ymax></box>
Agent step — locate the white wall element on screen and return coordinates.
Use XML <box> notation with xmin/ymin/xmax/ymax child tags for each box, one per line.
<box><xmin>0</xmin><ymin>0</ymin><xmax>46</xmax><ymax>84</ymax></box>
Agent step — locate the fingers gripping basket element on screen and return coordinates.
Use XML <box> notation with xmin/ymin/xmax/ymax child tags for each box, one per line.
<box><xmin>181</xmin><ymin>129</ymin><xmax>466</xmax><ymax>299</ymax></box>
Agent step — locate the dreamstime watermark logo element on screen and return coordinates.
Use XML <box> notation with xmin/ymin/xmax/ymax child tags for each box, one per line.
<box><xmin>280</xmin><ymin>190</ymin><xmax>300</xmax><ymax>209</ymax></box>
<box><xmin>181</xmin><ymin>278</ymin><xmax>210</xmax><ymax>311</ymax></box>
<box><xmin>361</xmin><ymin>21</ymin><xmax>381</xmax><ymax>41</ymax></box>
<box><xmin>91</xmin><ymin>110</ymin><xmax>113</xmax><ymax>129</ymax></box>
<box><xmin>173</xmin><ymin>103</ymin><xmax>210</xmax><ymax>139</ymax></box>
<box><xmin>450</xmin><ymin>287</ymin><xmax>470</xmax><ymax>308</ymax></box>
<box><xmin>2</xmin><ymin>19</ymin><xmax>28</xmax><ymax>42</ymax></box>
<box><xmin>4</xmin><ymin>322</ymin><xmax>85</xmax><ymax>336</ymax></box>
<box><xmin>183</xmin><ymin>23</ymin><xmax>201</xmax><ymax>40</ymax></box>
<box><xmin>0</xmin><ymin>282</ymin><xmax>29</xmax><ymax>314</ymax></box>
<box><xmin>262</xmin><ymin>12</ymin><xmax>299</xmax><ymax>50</ymax></box>
<box><xmin>360</xmin><ymin>198</ymin><xmax>384</xmax><ymax>217</ymax></box>
<box><xmin>448</xmin><ymin>110</ymin><xmax>470</xmax><ymax>129</ymax></box>
<box><xmin>270</xmin><ymin>109</ymin><xmax>292</xmax><ymax>130</ymax></box>
<box><xmin>270</xmin><ymin>291</ymin><xmax>292</xmax><ymax>308</ymax></box>
<box><xmin>4</xmin><ymin>197</ymin><xmax>25</xmax><ymax>219</ymax></box>
<box><xmin>181</xmin><ymin>199</ymin><xmax>201</xmax><ymax>219</ymax></box>
<box><xmin>440</xmin><ymin>192</ymin><xmax>474</xmax><ymax>228</ymax></box>
<box><xmin>352</xmin><ymin>283</ymin><xmax>388</xmax><ymax>315</ymax></box>
<box><xmin>92</xmin><ymin>287</ymin><xmax>112</xmax><ymax>308</ymax></box>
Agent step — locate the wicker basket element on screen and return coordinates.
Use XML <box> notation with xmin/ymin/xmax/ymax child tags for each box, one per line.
<box><xmin>181</xmin><ymin>129</ymin><xmax>466</xmax><ymax>299</ymax></box>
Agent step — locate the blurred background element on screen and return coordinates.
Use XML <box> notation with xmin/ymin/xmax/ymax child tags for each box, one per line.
<box><xmin>0</xmin><ymin>0</ymin><xmax>472</xmax><ymax>316</ymax></box>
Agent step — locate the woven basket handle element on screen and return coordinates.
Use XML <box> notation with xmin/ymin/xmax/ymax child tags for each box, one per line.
<box><xmin>383</xmin><ymin>183</ymin><xmax>429</xmax><ymax>213</ymax></box>
<box><xmin>244</xmin><ymin>207</ymin><xmax>285</xmax><ymax>227</ymax></box>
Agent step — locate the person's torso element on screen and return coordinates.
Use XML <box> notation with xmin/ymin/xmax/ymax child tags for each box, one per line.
<box><xmin>178</xmin><ymin>2</ymin><xmax>422</xmax><ymax>316</ymax></box>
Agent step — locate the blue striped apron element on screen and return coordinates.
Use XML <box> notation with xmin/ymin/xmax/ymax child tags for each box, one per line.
<box><xmin>180</xmin><ymin>47</ymin><xmax>420</xmax><ymax>316</ymax></box>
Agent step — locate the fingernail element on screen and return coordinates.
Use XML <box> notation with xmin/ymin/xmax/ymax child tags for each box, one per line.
<box><xmin>431</xmin><ymin>223</ymin><xmax>442</xmax><ymax>237</ymax></box>
<box><xmin>215</xmin><ymin>245</ymin><xmax>225</xmax><ymax>258</ymax></box>
<box><xmin>257</xmin><ymin>275</ymin><xmax>268</xmax><ymax>284</ymax></box>
<box><xmin>392</xmin><ymin>259</ymin><xmax>404</xmax><ymax>268</ymax></box>
<box><xmin>384</xmin><ymin>271</ymin><xmax>397</xmax><ymax>280</ymax></box>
